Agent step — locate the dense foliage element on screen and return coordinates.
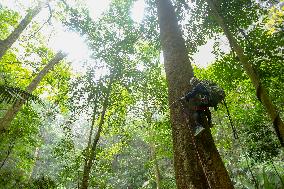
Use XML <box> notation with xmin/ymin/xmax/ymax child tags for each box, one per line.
<box><xmin>0</xmin><ymin>0</ymin><xmax>283</xmax><ymax>188</ymax></box>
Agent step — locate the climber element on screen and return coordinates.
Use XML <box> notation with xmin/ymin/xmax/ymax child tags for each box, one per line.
<box><xmin>181</xmin><ymin>77</ymin><xmax>225</xmax><ymax>136</ymax></box>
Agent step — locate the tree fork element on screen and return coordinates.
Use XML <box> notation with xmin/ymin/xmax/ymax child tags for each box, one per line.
<box><xmin>156</xmin><ymin>0</ymin><xmax>234</xmax><ymax>188</ymax></box>
<box><xmin>206</xmin><ymin>0</ymin><xmax>284</xmax><ymax>146</ymax></box>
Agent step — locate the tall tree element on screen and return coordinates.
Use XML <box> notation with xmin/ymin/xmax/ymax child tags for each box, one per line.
<box><xmin>205</xmin><ymin>0</ymin><xmax>284</xmax><ymax>146</ymax></box>
<box><xmin>143</xmin><ymin>96</ymin><xmax>163</xmax><ymax>189</ymax></box>
<box><xmin>156</xmin><ymin>0</ymin><xmax>234</xmax><ymax>188</ymax></box>
<box><xmin>0</xmin><ymin>5</ymin><xmax>42</xmax><ymax>60</ymax></box>
<box><xmin>0</xmin><ymin>51</ymin><xmax>66</xmax><ymax>135</ymax></box>
<box><xmin>80</xmin><ymin>77</ymin><xmax>113</xmax><ymax>189</ymax></box>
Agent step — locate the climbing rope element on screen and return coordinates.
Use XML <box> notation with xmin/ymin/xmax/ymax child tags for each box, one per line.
<box><xmin>223</xmin><ymin>98</ymin><xmax>238</xmax><ymax>139</ymax></box>
<box><xmin>179</xmin><ymin>100</ymin><xmax>213</xmax><ymax>189</ymax></box>
<box><xmin>172</xmin><ymin>95</ymin><xmax>260</xmax><ymax>188</ymax></box>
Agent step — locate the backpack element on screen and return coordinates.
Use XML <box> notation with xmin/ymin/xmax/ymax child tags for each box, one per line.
<box><xmin>200</xmin><ymin>81</ymin><xmax>225</xmax><ymax>108</ymax></box>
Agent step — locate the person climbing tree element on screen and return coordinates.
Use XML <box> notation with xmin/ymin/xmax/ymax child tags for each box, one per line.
<box><xmin>157</xmin><ymin>0</ymin><xmax>234</xmax><ymax>188</ymax></box>
<box><xmin>181</xmin><ymin>77</ymin><xmax>225</xmax><ymax>136</ymax></box>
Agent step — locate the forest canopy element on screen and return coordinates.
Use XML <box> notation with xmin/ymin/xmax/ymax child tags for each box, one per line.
<box><xmin>0</xmin><ymin>0</ymin><xmax>283</xmax><ymax>189</ymax></box>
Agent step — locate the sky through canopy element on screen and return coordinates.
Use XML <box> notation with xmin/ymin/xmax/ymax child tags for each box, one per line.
<box><xmin>0</xmin><ymin>0</ymin><xmax>222</xmax><ymax>70</ymax></box>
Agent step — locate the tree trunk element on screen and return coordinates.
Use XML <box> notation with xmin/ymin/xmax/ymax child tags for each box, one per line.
<box><xmin>206</xmin><ymin>0</ymin><xmax>284</xmax><ymax>146</ymax></box>
<box><xmin>80</xmin><ymin>80</ymin><xmax>112</xmax><ymax>189</ymax></box>
<box><xmin>29</xmin><ymin>146</ymin><xmax>40</xmax><ymax>180</ymax></box>
<box><xmin>156</xmin><ymin>0</ymin><xmax>234</xmax><ymax>188</ymax></box>
<box><xmin>81</xmin><ymin>101</ymin><xmax>98</xmax><ymax>189</ymax></box>
<box><xmin>0</xmin><ymin>51</ymin><xmax>66</xmax><ymax>134</ymax></box>
<box><xmin>142</xmin><ymin>80</ymin><xmax>162</xmax><ymax>189</ymax></box>
<box><xmin>84</xmin><ymin>103</ymin><xmax>98</xmax><ymax>161</ymax></box>
<box><xmin>146</xmin><ymin>112</ymin><xmax>162</xmax><ymax>189</ymax></box>
<box><xmin>150</xmin><ymin>144</ymin><xmax>162</xmax><ymax>189</ymax></box>
<box><xmin>28</xmin><ymin>123</ymin><xmax>47</xmax><ymax>181</ymax></box>
<box><xmin>0</xmin><ymin>141</ymin><xmax>15</xmax><ymax>170</ymax></box>
<box><xmin>0</xmin><ymin>5</ymin><xmax>42</xmax><ymax>60</ymax></box>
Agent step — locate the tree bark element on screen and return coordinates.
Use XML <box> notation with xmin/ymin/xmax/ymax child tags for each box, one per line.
<box><xmin>206</xmin><ymin>0</ymin><xmax>284</xmax><ymax>146</ymax></box>
<box><xmin>0</xmin><ymin>5</ymin><xmax>42</xmax><ymax>60</ymax></box>
<box><xmin>156</xmin><ymin>0</ymin><xmax>234</xmax><ymax>188</ymax></box>
<box><xmin>80</xmin><ymin>79</ymin><xmax>112</xmax><ymax>189</ymax></box>
<box><xmin>0</xmin><ymin>51</ymin><xmax>66</xmax><ymax>134</ymax></box>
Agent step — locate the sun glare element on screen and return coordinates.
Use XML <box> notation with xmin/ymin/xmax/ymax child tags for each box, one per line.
<box><xmin>86</xmin><ymin>0</ymin><xmax>111</xmax><ymax>20</ymax></box>
<box><xmin>1</xmin><ymin>0</ymin><xmax>215</xmax><ymax>70</ymax></box>
<box><xmin>131</xmin><ymin>0</ymin><xmax>145</xmax><ymax>23</ymax></box>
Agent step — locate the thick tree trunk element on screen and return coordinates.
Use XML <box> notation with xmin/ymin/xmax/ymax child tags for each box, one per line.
<box><xmin>0</xmin><ymin>51</ymin><xmax>66</xmax><ymax>134</ymax></box>
<box><xmin>206</xmin><ymin>0</ymin><xmax>284</xmax><ymax>146</ymax></box>
<box><xmin>156</xmin><ymin>0</ymin><xmax>234</xmax><ymax>188</ymax></box>
<box><xmin>0</xmin><ymin>5</ymin><xmax>42</xmax><ymax>60</ymax></box>
<box><xmin>80</xmin><ymin>80</ymin><xmax>112</xmax><ymax>189</ymax></box>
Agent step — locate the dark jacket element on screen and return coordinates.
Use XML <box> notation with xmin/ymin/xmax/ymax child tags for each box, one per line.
<box><xmin>184</xmin><ymin>83</ymin><xmax>210</xmax><ymax>110</ymax></box>
<box><xmin>185</xmin><ymin>83</ymin><xmax>209</xmax><ymax>100</ymax></box>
